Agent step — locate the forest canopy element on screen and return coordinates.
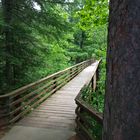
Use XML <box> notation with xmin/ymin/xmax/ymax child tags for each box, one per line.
<box><xmin>0</xmin><ymin>0</ymin><xmax>108</xmax><ymax>94</ymax></box>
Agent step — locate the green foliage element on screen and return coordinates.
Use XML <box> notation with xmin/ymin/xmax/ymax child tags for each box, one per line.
<box><xmin>0</xmin><ymin>1</ymin><xmax>108</xmax><ymax>121</ymax></box>
<box><xmin>84</xmin><ymin>113</ymin><xmax>102</xmax><ymax>140</ymax></box>
<box><xmin>0</xmin><ymin>0</ymin><xmax>108</xmax><ymax>139</ymax></box>
<box><xmin>81</xmin><ymin>58</ymin><xmax>106</xmax><ymax>139</ymax></box>
<box><xmin>0</xmin><ymin>0</ymin><xmax>71</xmax><ymax>93</ymax></box>
<box><xmin>81</xmin><ymin>85</ymin><xmax>103</xmax><ymax>140</ymax></box>
<box><xmin>75</xmin><ymin>0</ymin><xmax>109</xmax><ymax>30</ymax></box>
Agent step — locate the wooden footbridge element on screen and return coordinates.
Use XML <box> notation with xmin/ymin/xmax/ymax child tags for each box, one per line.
<box><xmin>0</xmin><ymin>59</ymin><xmax>103</xmax><ymax>140</ymax></box>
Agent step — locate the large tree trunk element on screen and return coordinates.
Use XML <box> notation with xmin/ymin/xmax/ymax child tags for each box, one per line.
<box><xmin>2</xmin><ymin>0</ymin><xmax>14</xmax><ymax>86</ymax></box>
<box><xmin>103</xmin><ymin>0</ymin><xmax>140</xmax><ymax>140</ymax></box>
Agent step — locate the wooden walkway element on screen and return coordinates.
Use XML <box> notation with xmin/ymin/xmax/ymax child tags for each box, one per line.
<box><xmin>1</xmin><ymin>62</ymin><xmax>98</xmax><ymax>140</ymax></box>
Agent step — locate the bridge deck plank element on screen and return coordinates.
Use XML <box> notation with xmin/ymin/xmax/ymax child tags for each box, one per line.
<box><xmin>1</xmin><ymin>61</ymin><xmax>98</xmax><ymax>140</ymax></box>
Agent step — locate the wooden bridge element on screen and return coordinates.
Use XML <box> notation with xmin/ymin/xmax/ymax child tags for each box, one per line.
<box><xmin>0</xmin><ymin>59</ymin><xmax>103</xmax><ymax>140</ymax></box>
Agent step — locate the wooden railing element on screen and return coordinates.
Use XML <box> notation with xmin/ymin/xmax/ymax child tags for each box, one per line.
<box><xmin>75</xmin><ymin>60</ymin><xmax>103</xmax><ymax>140</ymax></box>
<box><xmin>0</xmin><ymin>59</ymin><xmax>94</xmax><ymax>128</ymax></box>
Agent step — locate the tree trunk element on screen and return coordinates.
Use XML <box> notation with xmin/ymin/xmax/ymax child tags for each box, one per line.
<box><xmin>2</xmin><ymin>0</ymin><xmax>14</xmax><ymax>86</ymax></box>
<box><xmin>79</xmin><ymin>30</ymin><xmax>85</xmax><ymax>49</ymax></box>
<box><xmin>103</xmin><ymin>0</ymin><xmax>140</xmax><ymax>140</ymax></box>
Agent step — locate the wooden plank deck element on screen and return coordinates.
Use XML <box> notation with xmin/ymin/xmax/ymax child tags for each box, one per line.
<box><xmin>1</xmin><ymin>61</ymin><xmax>98</xmax><ymax>140</ymax></box>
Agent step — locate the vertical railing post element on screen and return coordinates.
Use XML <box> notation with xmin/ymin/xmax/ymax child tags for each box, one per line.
<box><xmin>69</xmin><ymin>68</ymin><xmax>73</xmax><ymax>81</ymax></box>
<box><xmin>53</xmin><ymin>76</ymin><xmax>57</xmax><ymax>92</ymax></box>
<box><xmin>76</xmin><ymin>65</ymin><xmax>79</xmax><ymax>75</ymax></box>
<box><xmin>84</xmin><ymin>62</ymin><xmax>86</xmax><ymax>68</ymax></box>
<box><xmin>96</xmin><ymin>66</ymin><xmax>99</xmax><ymax>81</ymax></box>
<box><xmin>83</xmin><ymin>62</ymin><xmax>85</xmax><ymax>69</ymax></box>
<box><xmin>0</xmin><ymin>96</ymin><xmax>11</xmax><ymax>129</ymax></box>
<box><xmin>91</xmin><ymin>72</ymin><xmax>97</xmax><ymax>92</ymax></box>
<box><xmin>12</xmin><ymin>95</ymin><xmax>22</xmax><ymax>122</ymax></box>
<box><xmin>75</xmin><ymin>105</ymin><xmax>85</xmax><ymax>139</ymax></box>
<box><xmin>94</xmin><ymin>72</ymin><xmax>97</xmax><ymax>91</ymax></box>
<box><xmin>89</xmin><ymin>82</ymin><xmax>92</xmax><ymax>102</ymax></box>
<box><xmin>91</xmin><ymin>76</ymin><xmax>94</xmax><ymax>93</ymax></box>
<box><xmin>80</xmin><ymin>64</ymin><xmax>83</xmax><ymax>71</ymax></box>
<box><xmin>95</xmin><ymin>66</ymin><xmax>100</xmax><ymax>92</ymax></box>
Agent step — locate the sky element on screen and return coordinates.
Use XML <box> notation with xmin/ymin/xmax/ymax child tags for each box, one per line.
<box><xmin>33</xmin><ymin>2</ymin><xmax>41</xmax><ymax>11</ymax></box>
<box><xmin>33</xmin><ymin>0</ymin><xmax>74</xmax><ymax>11</ymax></box>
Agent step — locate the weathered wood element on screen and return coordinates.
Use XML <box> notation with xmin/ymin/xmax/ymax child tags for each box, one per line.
<box><xmin>0</xmin><ymin>59</ymin><xmax>102</xmax><ymax>140</ymax></box>
<box><xmin>0</xmin><ymin>59</ymin><xmax>94</xmax><ymax>128</ymax></box>
<box><xmin>75</xmin><ymin>98</ymin><xmax>103</xmax><ymax>125</ymax></box>
<box><xmin>93</xmin><ymin>72</ymin><xmax>97</xmax><ymax>91</ymax></box>
<box><xmin>76</xmin><ymin>110</ymin><xmax>94</xmax><ymax>130</ymax></box>
<box><xmin>76</xmin><ymin>119</ymin><xmax>95</xmax><ymax>140</ymax></box>
<box><xmin>16</xmin><ymin>61</ymin><xmax>99</xmax><ymax>133</ymax></box>
<box><xmin>75</xmin><ymin>60</ymin><xmax>102</xmax><ymax>140</ymax></box>
<box><xmin>0</xmin><ymin>97</ymin><xmax>11</xmax><ymax>128</ymax></box>
<box><xmin>0</xmin><ymin>60</ymin><xmax>93</xmax><ymax>98</ymax></box>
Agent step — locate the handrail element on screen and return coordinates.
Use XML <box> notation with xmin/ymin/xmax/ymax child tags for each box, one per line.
<box><xmin>75</xmin><ymin>97</ymin><xmax>103</xmax><ymax>125</ymax></box>
<box><xmin>0</xmin><ymin>60</ymin><xmax>93</xmax><ymax>98</ymax></box>
<box><xmin>0</xmin><ymin>59</ymin><xmax>94</xmax><ymax>128</ymax></box>
<box><xmin>75</xmin><ymin>60</ymin><xmax>103</xmax><ymax>140</ymax></box>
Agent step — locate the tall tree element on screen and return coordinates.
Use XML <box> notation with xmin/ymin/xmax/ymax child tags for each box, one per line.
<box><xmin>0</xmin><ymin>0</ymin><xmax>69</xmax><ymax>93</ymax></box>
<box><xmin>103</xmin><ymin>0</ymin><xmax>140</xmax><ymax>140</ymax></box>
<box><xmin>2</xmin><ymin>0</ymin><xmax>14</xmax><ymax>85</ymax></box>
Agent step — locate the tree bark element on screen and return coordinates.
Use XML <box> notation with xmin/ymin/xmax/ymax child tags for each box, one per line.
<box><xmin>79</xmin><ymin>30</ymin><xmax>85</xmax><ymax>49</ymax></box>
<box><xmin>103</xmin><ymin>0</ymin><xmax>140</xmax><ymax>140</ymax></box>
